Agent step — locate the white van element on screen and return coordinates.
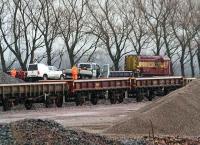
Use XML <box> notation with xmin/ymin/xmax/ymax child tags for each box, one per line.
<box><xmin>27</xmin><ymin>63</ymin><xmax>64</xmax><ymax>81</ymax></box>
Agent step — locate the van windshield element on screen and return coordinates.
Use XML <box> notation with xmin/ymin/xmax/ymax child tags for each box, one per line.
<box><xmin>28</xmin><ymin>64</ymin><xmax>38</xmax><ymax>71</ymax></box>
<box><xmin>79</xmin><ymin>64</ymin><xmax>91</xmax><ymax>69</ymax></box>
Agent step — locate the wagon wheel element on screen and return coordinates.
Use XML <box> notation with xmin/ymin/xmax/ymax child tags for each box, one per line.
<box><xmin>75</xmin><ymin>99</ymin><xmax>80</xmax><ymax>106</ymax></box>
<box><xmin>55</xmin><ymin>95</ymin><xmax>63</xmax><ymax>107</ymax></box>
<box><xmin>108</xmin><ymin>92</ymin><xmax>117</xmax><ymax>104</ymax></box>
<box><xmin>118</xmin><ymin>96</ymin><xmax>124</xmax><ymax>103</ymax></box>
<box><xmin>24</xmin><ymin>100</ymin><xmax>33</xmax><ymax>110</ymax></box>
<box><xmin>91</xmin><ymin>97</ymin><xmax>98</xmax><ymax>105</ymax></box>
<box><xmin>45</xmin><ymin>98</ymin><xmax>53</xmax><ymax>108</ymax></box>
<box><xmin>110</xmin><ymin>97</ymin><xmax>117</xmax><ymax>104</ymax></box>
<box><xmin>2</xmin><ymin>98</ymin><xmax>11</xmax><ymax>111</ymax></box>
<box><xmin>136</xmin><ymin>90</ymin><xmax>144</xmax><ymax>102</ymax></box>
<box><xmin>147</xmin><ymin>91</ymin><xmax>155</xmax><ymax>101</ymax></box>
<box><xmin>75</xmin><ymin>96</ymin><xmax>85</xmax><ymax>106</ymax></box>
<box><xmin>163</xmin><ymin>88</ymin><xmax>169</xmax><ymax>96</ymax></box>
<box><xmin>79</xmin><ymin>97</ymin><xmax>85</xmax><ymax>106</ymax></box>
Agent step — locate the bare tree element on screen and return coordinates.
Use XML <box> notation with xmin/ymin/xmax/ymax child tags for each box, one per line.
<box><xmin>0</xmin><ymin>1</ymin><xmax>7</xmax><ymax>72</ymax></box>
<box><xmin>195</xmin><ymin>32</ymin><xmax>200</xmax><ymax>74</ymax></box>
<box><xmin>0</xmin><ymin>0</ymin><xmax>45</xmax><ymax>70</ymax></box>
<box><xmin>28</xmin><ymin>0</ymin><xmax>59</xmax><ymax>65</ymax></box>
<box><xmin>170</xmin><ymin>0</ymin><xmax>199</xmax><ymax>76</ymax></box>
<box><xmin>52</xmin><ymin>0</ymin><xmax>99</xmax><ymax>67</ymax></box>
<box><xmin>138</xmin><ymin>0</ymin><xmax>165</xmax><ymax>55</ymax></box>
<box><xmin>87</xmin><ymin>0</ymin><xmax>132</xmax><ymax>70</ymax></box>
<box><xmin>0</xmin><ymin>0</ymin><xmax>28</xmax><ymax>70</ymax></box>
<box><xmin>117</xmin><ymin>0</ymin><xmax>151</xmax><ymax>55</ymax></box>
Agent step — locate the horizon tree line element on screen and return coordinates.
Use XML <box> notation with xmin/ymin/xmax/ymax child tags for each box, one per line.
<box><xmin>0</xmin><ymin>0</ymin><xmax>200</xmax><ymax>76</ymax></box>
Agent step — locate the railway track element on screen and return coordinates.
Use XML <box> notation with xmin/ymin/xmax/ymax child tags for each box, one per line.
<box><xmin>0</xmin><ymin>76</ymin><xmax>195</xmax><ymax>111</ymax></box>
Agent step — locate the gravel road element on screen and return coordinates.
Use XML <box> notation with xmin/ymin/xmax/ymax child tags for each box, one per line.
<box><xmin>0</xmin><ymin>102</ymin><xmax>148</xmax><ymax>134</ymax></box>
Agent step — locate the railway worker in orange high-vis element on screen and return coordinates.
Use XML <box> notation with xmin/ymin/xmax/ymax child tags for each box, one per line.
<box><xmin>71</xmin><ymin>65</ymin><xmax>78</xmax><ymax>80</ymax></box>
<box><xmin>11</xmin><ymin>68</ymin><xmax>17</xmax><ymax>78</ymax></box>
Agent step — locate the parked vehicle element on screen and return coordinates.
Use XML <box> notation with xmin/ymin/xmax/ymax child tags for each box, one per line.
<box><xmin>64</xmin><ymin>62</ymin><xmax>101</xmax><ymax>79</ymax></box>
<box><xmin>26</xmin><ymin>63</ymin><xmax>64</xmax><ymax>81</ymax></box>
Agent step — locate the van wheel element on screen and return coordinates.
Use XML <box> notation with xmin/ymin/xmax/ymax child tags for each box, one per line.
<box><xmin>60</xmin><ymin>75</ymin><xmax>64</xmax><ymax>80</ymax></box>
<box><xmin>43</xmin><ymin>75</ymin><xmax>48</xmax><ymax>80</ymax></box>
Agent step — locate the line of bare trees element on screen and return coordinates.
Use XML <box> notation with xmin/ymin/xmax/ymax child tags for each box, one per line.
<box><xmin>0</xmin><ymin>0</ymin><xmax>200</xmax><ymax>76</ymax></box>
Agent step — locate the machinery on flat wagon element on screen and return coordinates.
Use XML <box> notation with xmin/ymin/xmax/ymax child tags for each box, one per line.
<box><xmin>125</xmin><ymin>55</ymin><xmax>172</xmax><ymax>76</ymax></box>
<box><xmin>64</xmin><ymin>62</ymin><xmax>101</xmax><ymax>79</ymax></box>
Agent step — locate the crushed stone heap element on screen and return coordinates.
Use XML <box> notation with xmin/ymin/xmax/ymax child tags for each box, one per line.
<box><xmin>0</xmin><ymin>119</ymin><xmax>123</xmax><ymax>145</ymax></box>
<box><xmin>0</xmin><ymin>71</ymin><xmax>24</xmax><ymax>84</ymax></box>
<box><xmin>106</xmin><ymin>79</ymin><xmax>200</xmax><ymax>137</ymax></box>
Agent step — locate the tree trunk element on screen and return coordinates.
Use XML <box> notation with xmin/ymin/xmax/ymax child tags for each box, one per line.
<box><xmin>197</xmin><ymin>45</ymin><xmax>200</xmax><ymax>74</ymax></box>
<box><xmin>190</xmin><ymin>58</ymin><xmax>195</xmax><ymax>77</ymax></box>
<box><xmin>180</xmin><ymin>58</ymin><xmax>185</xmax><ymax>76</ymax></box>
<box><xmin>188</xmin><ymin>44</ymin><xmax>195</xmax><ymax>77</ymax></box>
<box><xmin>113</xmin><ymin>61</ymin><xmax>119</xmax><ymax>71</ymax></box>
<box><xmin>30</xmin><ymin>51</ymin><xmax>35</xmax><ymax>64</ymax></box>
<box><xmin>170</xmin><ymin>61</ymin><xmax>174</xmax><ymax>76</ymax></box>
<box><xmin>46</xmin><ymin>49</ymin><xmax>51</xmax><ymax>65</ymax></box>
<box><xmin>0</xmin><ymin>45</ymin><xmax>7</xmax><ymax>72</ymax></box>
<box><xmin>68</xmin><ymin>50</ymin><xmax>75</xmax><ymax>68</ymax></box>
<box><xmin>18</xmin><ymin>59</ymin><xmax>27</xmax><ymax>71</ymax></box>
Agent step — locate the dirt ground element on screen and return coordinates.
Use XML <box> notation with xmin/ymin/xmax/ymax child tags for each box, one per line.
<box><xmin>0</xmin><ymin>101</ymin><xmax>148</xmax><ymax>134</ymax></box>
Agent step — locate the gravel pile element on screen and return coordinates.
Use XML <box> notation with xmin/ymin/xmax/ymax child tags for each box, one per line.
<box><xmin>0</xmin><ymin>71</ymin><xmax>24</xmax><ymax>84</ymax></box>
<box><xmin>0</xmin><ymin>119</ymin><xmax>148</xmax><ymax>145</ymax></box>
<box><xmin>146</xmin><ymin>136</ymin><xmax>200</xmax><ymax>145</ymax></box>
<box><xmin>106</xmin><ymin>79</ymin><xmax>200</xmax><ymax>137</ymax></box>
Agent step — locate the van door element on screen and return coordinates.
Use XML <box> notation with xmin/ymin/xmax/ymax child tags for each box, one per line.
<box><xmin>92</xmin><ymin>64</ymin><xmax>97</xmax><ymax>77</ymax></box>
<box><xmin>48</xmin><ymin>66</ymin><xmax>54</xmax><ymax>79</ymax></box>
<box><xmin>101</xmin><ymin>64</ymin><xmax>110</xmax><ymax>78</ymax></box>
<box><xmin>27</xmin><ymin>64</ymin><xmax>38</xmax><ymax>77</ymax></box>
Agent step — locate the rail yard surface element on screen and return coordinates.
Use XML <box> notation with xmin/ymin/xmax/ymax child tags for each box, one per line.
<box><xmin>0</xmin><ymin>101</ymin><xmax>148</xmax><ymax>133</ymax></box>
<box><xmin>1</xmin><ymin>71</ymin><xmax>200</xmax><ymax>144</ymax></box>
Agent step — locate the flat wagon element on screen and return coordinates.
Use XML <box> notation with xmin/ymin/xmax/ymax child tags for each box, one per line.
<box><xmin>0</xmin><ymin>76</ymin><xmax>195</xmax><ymax>111</ymax></box>
<box><xmin>0</xmin><ymin>82</ymin><xmax>67</xmax><ymax>111</ymax></box>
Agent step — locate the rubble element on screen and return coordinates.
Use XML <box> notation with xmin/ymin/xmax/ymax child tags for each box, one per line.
<box><xmin>0</xmin><ymin>119</ymin><xmax>149</xmax><ymax>145</ymax></box>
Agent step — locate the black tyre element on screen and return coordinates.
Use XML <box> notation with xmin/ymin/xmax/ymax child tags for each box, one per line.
<box><xmin>163</xmin><ymin>89</ymin><xmax>169</xmax><ymax>96</ymax></box>
<box><xmin>118</xmin><ymin>96</ymin><xmax>124</xmax><ymax>103</ymax></box>
<box><xmin>2</xmin><ymin>98</ymin><xmax>11</xmax><ymax>111</ymax></box>
<box><xmin>60</xmin><ymin>75</ymin><xmax>64</xmax><ymax>80</ymax></box>
<box><xmin>25</xmin><ymin>100</ymin><xmax>33</xmax><ymax>110</ymax></box>
<box><xmin>55</xmin><ymin>96</ymin><xmax>63</xmax><ymax>107</ymax></box>
<box><xmin>75</xmin><ymin>99</ymin><xmax>80</xmax><ymax>106</ymax></box>
<box><xmin>91</xmin><ymin>97</ymin><xmax>98</xmax><ymax>105</ymax></box>
<box><xmin>45</xmin><ymin>98</ymin><xmax>53</xmax><ymax>108</ymax></box>
<box><xmin>110</xmin><ymin>97</ymin><xmax>117</xmax><ymax>104</ymax></box>
<box><xmin>136</xmin><ymin>95</ymin><xmax>144</xmax><ymax>102</ymax></box>
<box><xmin>147</xmin><ymin>91</ymin><xmax>155</xmax><ymax>101</ymax></box>
<box><xmin>43</xmin><ymin>75</ymin><xmax>48</xmax><ymax>80</ymax></box>
<box><xmin>75</xmin><ymin>97</ymin><xmax>84</xmax><ymax>106</ymax></box>
<box><xmin>79</xmin><ymin>97</ymin><xmax>85</xmax><ymax>106</ymax></box>
<box><xmin>136</xmin><ymin>89</ymin><xmax>144</xmax><ymax>102</ymax></box>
